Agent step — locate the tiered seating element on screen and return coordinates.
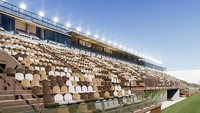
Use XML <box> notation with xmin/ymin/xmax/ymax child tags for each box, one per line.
<box><xmin>0</xmin><ymin>33</ymin><xmax>198</xmax><ymax>112</ymax></box>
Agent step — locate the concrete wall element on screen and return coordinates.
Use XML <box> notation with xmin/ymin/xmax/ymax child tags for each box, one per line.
<box><xmin>15</xmin><ymin>19</ymin><xmax>26</xmax><ymax>31</ymax></box>
<box><xmin>172</xmin><ymin>89</ymin><xmax>180</xmax><ymax>100</ymax></box>
<box><xmin>0</xmin><ymin>50</ymin><xmax>21</xmax><ymax>69</ymax></box>
<box><xmin>167</xmin><ymin>89</ymin><xmax>180</xmax><ymax>100</ymax></box>
<box><xmin>29</xmin><ymin>25</ymin><xmax>36</xmax><ymax>35</ymax></box>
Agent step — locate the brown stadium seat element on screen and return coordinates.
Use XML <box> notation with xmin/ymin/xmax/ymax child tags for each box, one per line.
<box><xmin>33</xmin><ymin>70</ymin><xmax>40</xmax><ymax>75</ymax></box>
<box><xmin>62</xmin><ymin>76</ymin><xmax>68</xmax><ymax>82</ymax></box>
<box><xmin>109</xmin><ymin>91</ymin><xmax>114</xmax><ymax>97</ymax></box>
<box><xmin>50</xmin><ymin>79</ymin><xmax>58</xmax><ymax>86</ymax></box>
<box><xmin>57</xmin><ymin>79</ymin><xmax>65</xmax><ymax>86</ymax></box>
<box><xmin>43</xmin><ymin>94</ymin><xmax>59</xmax><ymax>108</ymax></box>
<box><xmin>43</xmin><ymin>86</ymin><xmax>53</xmax><ymax>94</ymax></box>
<box><xmin>31</xmin><ymin>86</ymin><xmax>44</xmax><ymax>97</ymax></box>
<box><xmin>25</xmin><ymin>69</ymin><xmax>33</xmax><ymax>74</ymax></box>
<box><xmin>83</xmin><ymin>81</ymin><xmax>89</xmax><ymax>86</ymax></box>
<box><xmin>6</xmin><ymin>68</ymin><xmax>15</xmax><ymax>76</ymax></box>
<box><xmin>81</xmin><ymin>93</ymin><xmax>90</xmax><ymax>102</ymax></box>
<box><xmin>55</xmin><ymin>76</ymin><xmax>62</xmax><ymax>81</ymax></box>
<box><xmin>78</xmin><ymin>81</ymin><xmax>84</xmax><ymax>86</ymax></box>
<box><xmin>45</xmin><ymin>66</ymin><xmax>52</xmax><ymax>74</ymax></box>
<box><xmin>88</xmin><ymin>93</ymin><xmax>98</xmax><ymax>101</ymax></box>
<box><xmin>16</xmin><ymin>68</ymin><xmax>25</xmax><ymax>74</ymax></box>
<box><xmin>42</xmin><ymin>80</ymin><xmax>50</xmax><ymax>86</ymax></box>
<box><xmin>48</xmin><ymin>75</ymin><xmax>56</xmax><ymax>80</ymax></box>
<box><xmin>100</xmin><ymin>92</ymin><xmax>105</xmax><ymax>98</ymax></box>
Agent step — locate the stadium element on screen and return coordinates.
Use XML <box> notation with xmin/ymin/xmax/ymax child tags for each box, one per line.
<box><xmin>0</xmin><ymin>0</ymin><xmax>199</xmax><ymax>113</ymax></box>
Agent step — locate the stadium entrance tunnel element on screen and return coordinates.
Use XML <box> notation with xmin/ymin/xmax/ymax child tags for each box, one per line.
<box><xmin>167</xmin><ymin>89</ymin><xmax>180</xmax><ymax>101</ymax></box>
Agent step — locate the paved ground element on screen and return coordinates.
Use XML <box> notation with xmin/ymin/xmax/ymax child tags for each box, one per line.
<box><xmin>161</xmin><ymin>97</ymin><xmax>186</xmax><ymax>110</ymax></box>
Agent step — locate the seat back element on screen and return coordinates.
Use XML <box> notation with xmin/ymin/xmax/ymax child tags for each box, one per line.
<box><xmin>54</xmin><ymin>94</ymin><xmax>64</xmax><ymax>102</ymax></box>
<box><xmin>43</xmin><ymin>94</ymin><xmax>55</xmax><ymax>104</ymax></box>
<box><xmin>21</xmin><ymin>79</ymin><xmax>31</xmax><ymax>87</ymax></box>
<box><xmin>15</xmin><ymin>73</ymin><xmax>24</xmax><ymax>81</ymax></box>
<box><xmin>31</xmin><ymin>86</ymin><xmax>42</xmax><ymax>95</ymax></box>
<box><xmin>64</xmin><ymin>94</ymin><xmax>73</xmax><ymax>101</ymax></box>
<box><xmin>53</xmin><ymin>86</ymin><xmax>61</xmax><ymax>94</ymax></box>
<box><xmin>61</xmin><ymin>86</ymin><xmax>68</xmax><ymax>94</ymax></box>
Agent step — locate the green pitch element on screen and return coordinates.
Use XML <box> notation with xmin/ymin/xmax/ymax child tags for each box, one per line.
<box><xmin>162</xmin><ymin>93</ymin><xmax>200</xmax><ymax>113</ymax></box>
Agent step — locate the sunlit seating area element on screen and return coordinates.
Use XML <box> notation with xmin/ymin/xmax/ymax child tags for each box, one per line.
<box><xmin>0</xmin><ymin>32</ymin><xmax>198</xmax><ymax>113</ymax></box>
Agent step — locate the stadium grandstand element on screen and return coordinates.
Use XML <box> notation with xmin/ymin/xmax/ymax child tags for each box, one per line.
<box><xmin>0</xmin><ymin>0</ymin><xmax>199</xmax><ymax>113</ymax></box>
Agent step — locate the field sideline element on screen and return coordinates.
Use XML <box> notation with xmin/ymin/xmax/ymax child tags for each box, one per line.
<box><xmin>162</xmin><ymin>93</ymin><xmax>200</xmax><ymax>113</ymax></box>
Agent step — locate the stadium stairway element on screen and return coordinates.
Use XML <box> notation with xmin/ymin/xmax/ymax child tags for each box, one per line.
<box><xmin>0</xmin><ymin>74</ymin><xmax>43</xmax><ymax>113</ymax></box>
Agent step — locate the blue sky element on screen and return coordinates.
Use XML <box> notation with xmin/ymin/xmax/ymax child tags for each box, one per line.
<box><xmin>7</xmin><ymin>0</ymin><xmax>200</xmax><ymax>71</ymax></box>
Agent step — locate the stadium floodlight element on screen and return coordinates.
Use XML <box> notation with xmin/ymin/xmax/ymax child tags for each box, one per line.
<box><xmin>20</xmin><ymin>3</ymin><xmax>26</xmax><ymax>10</ymax></box>
<box><xmin>66</xmin><ymin>23</ymin><xmax>71</xmax><ymax>28</ymax></box>
<box><xmin>86</xmin><ymin>31</ymin><xmax>90</xmax><ymax>35</ymax></box>
<box><xmin>77</xmin><ymin>27</ymin><xmax>81</xmax><ymax>32</ymax></box>
<box><xmin>53</xmin><ymin>17</ymin><xmax>59</xmax><ymax>23</ymax></box>
<box><xmin>95</xmin><ymin>34</ymin><xmax>98</xmax><ymax>38</ymax></box>
<box><xmin>108</xmin><ymin>40</ymin><xmax>112</xmax><ymax>44</ymax></box>
<box><xmin>113</xmin><ymin>43</ymin><xmax>117</xmax><ymax>46</ymax></box>
<box><xmin>38</xmin><ymin>11</ymin><xmax>45</xmax><ymax>17</ymax></box>
<box><xmin>101</xmin><ymin>38</ymin><xmax>105</xmax><ymax>41</ymax></box>
<box><xmin>2</xmin><ymin>0</ymin><xmax>6</xmax><ymax>2</ymax></box>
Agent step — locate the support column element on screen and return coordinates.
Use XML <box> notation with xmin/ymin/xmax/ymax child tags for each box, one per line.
<box><xmin>0</xmin><ymin>14</ymin><xmax>2</xmax><ymax>25</ymax></box>
<box><xmin>26</xmin><ymin>23</ymin><xmax>29</xmax><ymax>34</ymax></box>
<box><xmin>41</xmin><ymin>29</ymin><xmax>44</xmax><ymax>40</ymax></box>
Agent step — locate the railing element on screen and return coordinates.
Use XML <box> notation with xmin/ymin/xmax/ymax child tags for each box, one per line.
<box><xmin>13</xmin><ymin>79</ymin><xmax>40</xmax><ymax>110</ymax></box>
<box><xmin>25</xmin><ymin>91</ymin><xmax>164</xmax><ymax>113</ymax></box>
<box><xmin>0</xmin><ymin>66</ymin><xmax>8</xmax><ymax>90</ymax></box>
<box><xmin>0</xmin><ymin>0</ymin><xmax>78</xmax><ymax>35</ymax></box>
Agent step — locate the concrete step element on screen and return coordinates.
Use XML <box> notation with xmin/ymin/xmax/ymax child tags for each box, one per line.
<box><xmin>1</xmin><ymin>103</ymin><xmax>70</xmax><ymax>113</ymax></box>
<box><xmin>0</xmin><ymin>94</ymin><xmax>32</xmax><ymax>100</ymax></box>
<box><xmin>0</xmin><ymin>98</ymin><xmax>43</xmax><ymax>108</ymax></box>
<box><xmin>0</xmin><ymin>90</ymin><xmax>28</xmax><ymax>95</ymax></box>
<box><xmin>6</xmin><ymin>86</ymin><xmax>23</xmax><ymax>90</ymax></box>
<box><xmin>1</xmin><ymin>103</ymin><xmax>45</xmax><ymax>113</ymax></box>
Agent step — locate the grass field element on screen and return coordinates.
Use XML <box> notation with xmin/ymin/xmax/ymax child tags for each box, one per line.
<box><xmin>162</xmin><ymin>93</ymin><xmax>200</xmax><ymax>113</ymax></box>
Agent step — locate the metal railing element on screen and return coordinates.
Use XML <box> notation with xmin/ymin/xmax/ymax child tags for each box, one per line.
<box><xmin>0</xmin><ymin>66</ymin><xmax>7</xmax><ymax>90</ymax></box>
<box><xmin>25</xmin><ymin>91</ymin><xmax>164</xmax><ymax>113</ymax></box>
<box><xmin>0</xmin><ymin>0</ymin><xmax>71</xmax><ymax>34</ymax></box>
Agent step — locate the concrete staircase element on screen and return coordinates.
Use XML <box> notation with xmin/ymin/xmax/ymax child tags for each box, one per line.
<box><xmin>0</xmin><ymin>75</ymin><xmax>43</xmax><ymax>113</ymax></box>
<box><xmin>0</xmin><ymin>90</ymin><xmax>43</xmax><ymax>113</ymax></box>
